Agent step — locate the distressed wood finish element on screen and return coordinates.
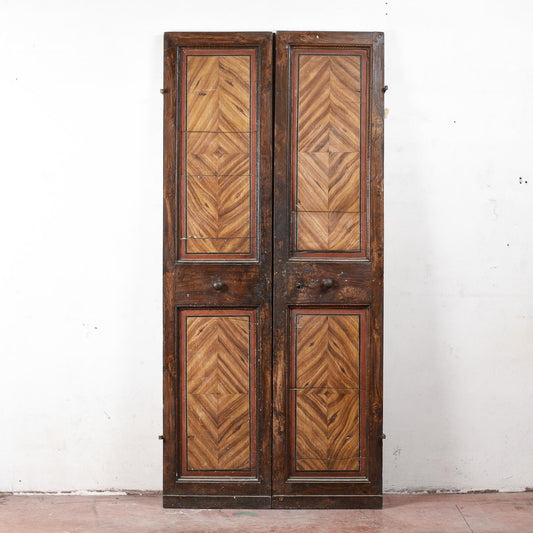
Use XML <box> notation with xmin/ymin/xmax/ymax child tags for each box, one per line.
<box><xmin>163</xmin><ymin>32</ymin><xmax>273</xmax><ymax>509</ymax></box>
<box><xmin>273</xmin><ymin>31</ymin><xmax>384</xmax><ymax>509</ymax></box>
<box><xmin>164</xmin><ymin>31</ymin><xmax>384</xmax><ymax>510</ymax></box>
<box><xmin>294</xmin><ymin>52</ymin><xmax>364</xmax><ymax>254</ymax></box>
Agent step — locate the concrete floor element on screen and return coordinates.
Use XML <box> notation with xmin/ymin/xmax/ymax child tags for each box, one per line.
<box><xmin>1</xmin><ymin>492</ymin><xmax>532</xmax><ymax>532</ymax></box>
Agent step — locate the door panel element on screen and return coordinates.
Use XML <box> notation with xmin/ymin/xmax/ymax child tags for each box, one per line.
<box><xmin>272</xmin><ymin>31</ymin><xmax>384</xmax><ymax>508</ymax></box>
<box><xmin>180</xmin><ymin>310</ymin><xmax>256</xmax><ymax>475</ymax></box>
<box><xmin>292</xmin><ymin>50</ymin><xmax>367</xmax><ymax>257</ymax></box>
<box><xmin>290</xmin><ymin>309</ymin><xmax>366</xmax><ymax>476</ymax></box>
<box><xmin>163</xmin><ymin>32</ymin><xmax>273</xmax><ymax>508</ymax></box>
<box><xmin>179</xmin><ymin>49</ymin><xmax>257</xmax><ymax>260</ymax></box>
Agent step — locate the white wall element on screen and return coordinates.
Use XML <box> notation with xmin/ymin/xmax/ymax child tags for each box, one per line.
<box><xmin>0</xmin><ymin>0</ymin><xmax>532</xmax><ymax>493</ymax></box>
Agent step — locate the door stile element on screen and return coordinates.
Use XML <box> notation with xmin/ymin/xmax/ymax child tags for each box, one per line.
<box><xmin>367</xmin><ymin>31</ymin><xmax>385</xmax><ymax>493</ymax></box>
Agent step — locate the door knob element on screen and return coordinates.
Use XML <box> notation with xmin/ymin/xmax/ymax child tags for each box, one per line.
<box><xmin>213</xmin><ymin>280</ymin><xmax>224</xmax><ymax>291</ymax></box>
<box><xmin>321</xmin><ymin>278</ymin><xmax>334</xmax><ymax>289</ymax></box>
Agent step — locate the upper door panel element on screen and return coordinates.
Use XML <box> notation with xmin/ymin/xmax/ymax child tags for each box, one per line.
<box><xmin>179</xmin><ymin>49</ymin><xmax>258</xmax><ymax>260</ymax></box>
<box><xmin>291</xmin><ymin>48</ymin><xmax>369</xmax><ymax>258</ymax></box>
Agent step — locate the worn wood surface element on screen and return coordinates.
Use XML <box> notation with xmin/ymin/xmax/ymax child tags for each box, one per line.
<box><xmin>272</xmin><ymin>31</ymin><xmax>384</xmax><ymax>504</ymax></box>
<box><xmin>163</xmin><ymin>32</ymin><xmax>273</xmax><ymax>506</ymax></box>
<box><xmin>163</xmin><ymin>30</ymin><xmax>383</xmax><ymax>509</ymax></box>
<box><xmin>271</xmin><ymin>495</ymin><xmax>383</xmax><ymax>509</ymax></box>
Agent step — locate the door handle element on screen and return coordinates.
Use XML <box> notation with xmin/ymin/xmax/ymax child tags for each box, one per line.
<box><xmin>212</xmin><ymin>280</ymin><xmax>224</xmax><ymax>291</ymax></box>
<box><xmin>321</xmin><ymin>278</ymin><xmax>334</xmax><ymax>290</ymax></box>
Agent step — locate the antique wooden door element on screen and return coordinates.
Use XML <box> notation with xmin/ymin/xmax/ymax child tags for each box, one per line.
<box><xmin>271</xmin><ymin>31</ymin><xmax>384</xmax><ymax>509</ymax></box>
<box><xmin>162</xmin><ymin>32</ymin><xmax>273</xmax><ymax>508</ymax></box>
<box><xmin>163</xmin><ymin>31</ymin><xmax>384</xmax><ymax>509</ymax></box>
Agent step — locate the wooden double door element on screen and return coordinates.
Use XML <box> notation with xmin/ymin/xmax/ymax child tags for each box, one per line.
<box><xmin>163</xmin><ymin>31</ymin><xmax>384</xmax><ymax>509</ymax></box>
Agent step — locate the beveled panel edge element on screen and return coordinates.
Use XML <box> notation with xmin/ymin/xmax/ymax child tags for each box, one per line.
<box><xmin>176</xmin><ymin>476</ymin><xmax>260</xmax><ymax>483</ymax></box>
<box><xmin>286</xmin><ymin>475</ymin><xmax>370</xmax><ymax>483</ymax></box>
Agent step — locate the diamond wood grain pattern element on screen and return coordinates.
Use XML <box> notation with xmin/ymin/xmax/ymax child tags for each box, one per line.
<box><xmin>294</xmin><ymin>53</ymin><xmax>361</xmax><ymax>253</ymax></box>
<box><xmin>293</xmin><ymin>312</ymin><xmax>361</xmax><ymax>472</ymax></box>
<box><xmin>186</xmin><ymin>132</ymin><xmax>250</xmax><ymax>176</ymax></box>
<box><xmin>181</xmin><ymin>52</ymin><xmax>254</xmax><ymax>257</ymax></box>
<box><xmin>185</xmin><ymin>314</ymin><xmax>251</xmax><ymax>471</ymax></box>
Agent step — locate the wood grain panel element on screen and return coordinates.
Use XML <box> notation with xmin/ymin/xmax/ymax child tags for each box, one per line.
<box><xmin>297</xmin><ymin>211</ymin><xmax>359</xmax><ymax>252</ymax></box>
<box><xmin>179</xmin><ymin>50</ymin><xmax>256</xmax><ymax>259</ymax></box>
<box><xmin>291</xmin><ymin>310</ymin><xmax>363</xmax><ymax>473</ymax></box>
<box><xmin>183</xmin><ymin>312</ymin><xmax>253</xmax><ymax>472</ymax></box>
<box><xmin>296</xmin><ymin>389</ymin><xmax>360</xmax><ymax>471</ymax></box>
<box><xmin>186</xmin><ymin>55</ymin><xmax>251</xmax><ymax>132</ymax></box>
<box><xmin>186</xmin><ymin>174</ymin><xmax>250</xmax><ymax>254</ymax></box>
<box><xmin>186</xmin><ymin>132</ymin><xmax>250</xmax><ymax>176</ymax></box>
<box><xmin>293</xmin><ymin>52</ymin><xmax>364</xmax><ymax>255</ymax></box>
<box><xmin>297</xmin><ymin>55</ymin><xmax>360</xmax><ymax>153</ymax></box>
<box><xmin>297</xmin><ymin>152</ymin><xmax>360</xmax><ymax>212</ymax></box>
<box><xmin>296</xmin><ymin>314</ymin><xmax>359</xmax><ymax>388</ymax></box>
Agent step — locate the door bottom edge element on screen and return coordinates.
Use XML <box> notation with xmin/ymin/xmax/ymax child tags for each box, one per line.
<box><xmin>163</xmin><ymin>494</ymin><xmax>382</xmax><ymax>509</ymax></box>
<box><xmin>163</xmin><ymin>495</ymin><xmax>271</xmax><ymax>509</ymax></box>
<box><xmin>271</xmin><ymin>494</ymin><xmax>382</xmax><ymax>509</ymax></box>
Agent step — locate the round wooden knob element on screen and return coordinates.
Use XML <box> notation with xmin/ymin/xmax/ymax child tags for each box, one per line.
<box><xmin>321</xmin><ymin>278</ymin><xmax>334</xmax><ymax>289</ymax></box>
